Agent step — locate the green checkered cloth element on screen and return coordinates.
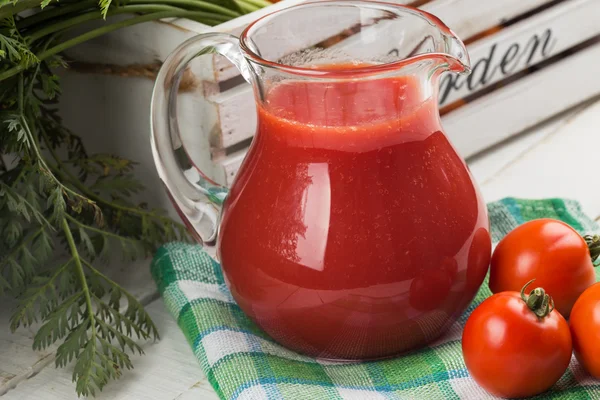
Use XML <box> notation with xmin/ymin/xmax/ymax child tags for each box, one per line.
<box><xmin>150</xmin><ymin>198</ymin><xmax>600</xmax><ymax>400</ymax></box>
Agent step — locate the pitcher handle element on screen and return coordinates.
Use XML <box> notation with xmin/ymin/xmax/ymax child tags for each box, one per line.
<box><xmin>150</xmin><ymin>33</ymin><xmax>252</xmax><ymax>244</ymax></box>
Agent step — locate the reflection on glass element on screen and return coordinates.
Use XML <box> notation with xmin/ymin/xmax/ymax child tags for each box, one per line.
<box><xmin>295</xmin><ymin>163</ymin><xmax>330</xmax><ymax>272</ymax></box>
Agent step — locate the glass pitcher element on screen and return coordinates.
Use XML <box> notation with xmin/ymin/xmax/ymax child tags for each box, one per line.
<box><xmin>150</xmin><ymin>0</ymin><xmax>492</xmax><ymax>361</ymax></box>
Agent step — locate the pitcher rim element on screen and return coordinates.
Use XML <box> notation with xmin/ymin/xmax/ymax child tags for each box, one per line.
<box><xmin>239</xmin><ymin>0</ymin><xmax>470</xmax><ymax>77</ymax></box>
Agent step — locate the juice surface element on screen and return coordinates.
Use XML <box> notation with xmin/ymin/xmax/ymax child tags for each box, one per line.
<box><xmin>218</xmin><ymin>71</ymin><xmax>490</xmax><ymax>360</ymax></box>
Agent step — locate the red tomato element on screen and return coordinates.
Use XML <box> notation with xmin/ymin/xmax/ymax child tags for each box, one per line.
<box><xmin>570</xmin><ymin>282</ymin><xmax>600</xmax><ymax>378</ymax></box>
<box><xmin>489</xmin><ymin>218</ymin><xmax>596</xmax><ymax>318</ymax></box>
<box><xmin>462</xmin><ymin>281</ymin><xmax>572</xmax><ymax>398</ymax></box>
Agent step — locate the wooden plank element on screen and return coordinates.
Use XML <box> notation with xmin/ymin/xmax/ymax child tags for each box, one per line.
<box><xmin>0</xmin><ymin>298</ymin><xmax>54</xmax><ymax>395</ymax></box>
<box><xmin>220</xmin><ymin>104</ymin><xmax>590</xmax><ymax>189</ymax></box>
<box><xmin>1</xmin><ymin>300</ymin><xmax>214</xmax><ymax>400</ymax></box>
<box><xmin>216</xmin><ymin>42</ymin><xmax>600</xmax><ymax>184</ymax></box>
<box><xmin>442</xmin><ymin>41</ymin><xmax>600</xmax><ymax>159</ymax></box>
<box><xmin>174</xmin><ymin>386</ymin><xmax>220</xmax><ymax>400</ymax></box>
<box><xmin>422</xmin><ymin>0</ymin><xmax>553</xmax><ymax>40</ymax></box>
<box><xmin>223</xmin><ymin>113</ymin><xmax>575</xmax><ymax>189</ymax></box>
<box><xmin>466</xmin><ymin>105</ymin><xmax>583</xmax><ymax>184</ymax></box>
<box><xmin>211</xmin><ymin>85</ymin><xmax>255</xmax><ymax>150</ymax></box>
<box><xmin>64</xmin><ymin>0</ymin><xmax>565</xmax><ymax>156</ymax></box>
<box><xmin>439</xmin><ymin>0</ymin><xmax>600</xmax><ymax>106</ymax></box>
<box><xmin>63</xmin><ymin>16</ymin><xmax>210</xmax><ymax>67</ymax></box>
<box><xmin>194</xmin><ymin>0</ymin><xmax>553</xmax><ymax>84</ymax></box>
<box><xmin>329</xmin><ymin>0</ymin><xmax>556</xmax><ymax>65</ymax></box>
<box><xmin>478</xmin><ymin>97</ymin><xmax>600</xmax><ymax>220</ymax></box>
<box><xmin>206</xmin><ymin>0</ymin><xmax>595</xmax><ymax>150</ymax></box>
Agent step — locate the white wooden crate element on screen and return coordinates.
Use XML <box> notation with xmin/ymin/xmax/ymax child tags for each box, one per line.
<box><xmin>61</xmin><ymin>0</ymin><xmax>600</xmax><ymax>191</ymax></box>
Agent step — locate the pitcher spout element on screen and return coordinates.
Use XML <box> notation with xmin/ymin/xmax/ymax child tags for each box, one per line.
<box><xmin>406</xmin><ymin>9</ymin><xmax>471</xmax><ymax>76</ymax></box>
<box><xmin>238</xmin><ymin>1</ymin><xmax>471</xmax><ymax>81</ymax></box>
<box><xmin>442</xmin><ymin>32</ymin><xmax>471</xmax><ymax>75</ymax></box>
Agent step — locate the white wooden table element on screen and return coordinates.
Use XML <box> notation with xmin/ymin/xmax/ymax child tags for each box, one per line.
<box><xmin>2</xmin><ymin>98</ymin><xmax>600</xmax><ymax>400</ymax></box>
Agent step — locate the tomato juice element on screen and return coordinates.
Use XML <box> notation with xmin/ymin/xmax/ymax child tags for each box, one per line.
<box><xmin>218</xmin><ymin>69</ymin><xmax>491</xmax><ymax>360</ymax></box>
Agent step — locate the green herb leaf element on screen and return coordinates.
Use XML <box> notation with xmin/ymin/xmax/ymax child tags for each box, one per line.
<box><xmin>0</xmin><ymin>2</ymin><xmax>20</xmax><ymax>10</ymax></box>
<box><xmin>0</xmin><ymin>0</ymin><xmax>250</xmax><ymax>396</ymax></box>
<box><xmin>40</xmin><ymin>73</ymin><xmax>60</xmax><ymax>99</ymax></box>
<box><xmin>34</xmin><ymin>291</ymin><xmax>83</xmax><ymax>350</ymax></box>
<box><xmin>78</xmin><ymin>227</ymin><xmax>95</xmax><ymax>258</ymax></box>
<box><xmin>98</xmin><ymin>0</ymin><xmax>113</xmax><ymax>18</ymax></box>
<box><xmin>0</xmin><ymin>17</ymin><xmax>39</xmax><ymax>67</ymax></box>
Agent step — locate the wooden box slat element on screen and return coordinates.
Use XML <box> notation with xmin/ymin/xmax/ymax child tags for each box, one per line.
<box><xmin>217</xmin><ymin>40</ymin><xmax>600</xmax><ymax>185</ymax></box>
<box><xmin>440</xmin><ymin>0</ymin><xmax>599</xmax><ymax>106</ymax></box>
<box><xmin>65</xmin><ymin>0</ymin><xmax>599</xmax><ymax>189</ymax></box>
<box><xmin>174</xmin><ymin>0</ymin><xmax>554</xmax><ymax>85</ymax></box>
<box><xmin>204</xmin><ymin>0</ymin><xmax>600</xmax><ymax>152</ymax></box>
<box><xmin>196</xmin><ymin>0</ymin><xmax>552</xmax><ymax>83</ymax></box>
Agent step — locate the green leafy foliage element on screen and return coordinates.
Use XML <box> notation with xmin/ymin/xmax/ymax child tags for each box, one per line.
<box><xmin>1</xmin><ymin>110</ymin><xmax>186</xmax><ymax>396</ymax></box>
<box><xmin>0</xmin><ymin>16</ymin><xmax>39</xmax><ymax>66</ymax></box>
<box><xmin>1</xmin><ymin>110</ymin><xmax>187</xmax><ymax>397</ymax></box>
<box><xmin>0</xmin><ymin>1</ymin><xmax>18</xmax><ymax>9</ymax></box>
<box><xmin>0</xmin><ymin>0</ymin><xmax>261</xmax><ymax>396</ymax></box>
<box><xmin>0</xmin><ymin>0</ymin><xmax>271</xmax><ymax>394</ymax></box>
<box><xmin>99</xmin><ymin>0</ymin><xmax>113</xmax><ymax>18</ymax></box>
<box><xmin>11</xmin><ymin>253</ymin><xmax>160</xmax><ymax>397</ymax></box>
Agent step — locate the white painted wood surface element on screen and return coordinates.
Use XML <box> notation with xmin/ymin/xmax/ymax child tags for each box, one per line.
<box><xmin>474</xmin><ymin>99</ymin><xmax>600</xmax><ymax>218</ymax></box>
<box><xmin>205</xmin><ymin>0</ymin><xmax>600</xmax><ymax>183</ymax></box>
<box><xmin>199</xmin><ymin>0</ymin><xmax>554</xmax><ymax>85</ymax></box>
<box><xmin>3</xmin><ymin>97</ymin><xmax>600</xmax><ymax>400</ymax></box>
<box><xmin>422</xmin><ymin>0</ymin><xmax>553</xmax><ymax>40</ymax></box>
<box><xmin>442</xmin><ymin>41</ymin><xmax>600</xmax><ymax>159</ymax></box>
<box><xmin>59</xmin><ymin>0</ymin><xmax>600</xmax><ymax>212</ymax></box>
<box><xmin>0</xmin><ymin>300</ymin><xmax>54</xmax><ymax>394</ymax></box>
<box><xmin>205</xmin><ymin>0</ymin><xmax>568</xmax><ymax>150</ymax></box>
<box><xmin>439</xmin><ymin>0</ymin><xmax>600</xmax><ymax>106</ymax></box>
<box><xmin>216</xmin><ymin>40</ymin><xmax>600</xmax><ymax>185</ymax></box>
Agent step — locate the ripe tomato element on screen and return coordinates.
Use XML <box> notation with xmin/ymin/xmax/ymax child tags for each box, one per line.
<box><xmin>462</xmin><ymin>281</ymin><xmax>572</xmax><ymax>398</ymax></box>
<box><xmin>489</xmin><ymin>218</ymin><xmax>597</xmax><ymax>318</ymax></box>
<box><xmin>570</xmin><ymin>282</ymin><xmax>600</xmax><ymax>377</ymax></box>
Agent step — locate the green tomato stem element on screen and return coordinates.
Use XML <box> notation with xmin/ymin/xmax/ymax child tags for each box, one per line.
<box><xmin>520</xmin><ymin>279</ymin><xmax>555</xmax><ymax>319</ymax></box>
<box><xmin>584</xmin><ymin>234</ymin><xmax>600</xmax><ymax>265</ymax></box>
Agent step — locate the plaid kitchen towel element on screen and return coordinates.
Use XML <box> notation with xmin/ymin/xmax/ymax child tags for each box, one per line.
<box><xmin>150</xmin><ymin>198</ymin><xmax>600</xmax><ymax>400</ymax></box>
